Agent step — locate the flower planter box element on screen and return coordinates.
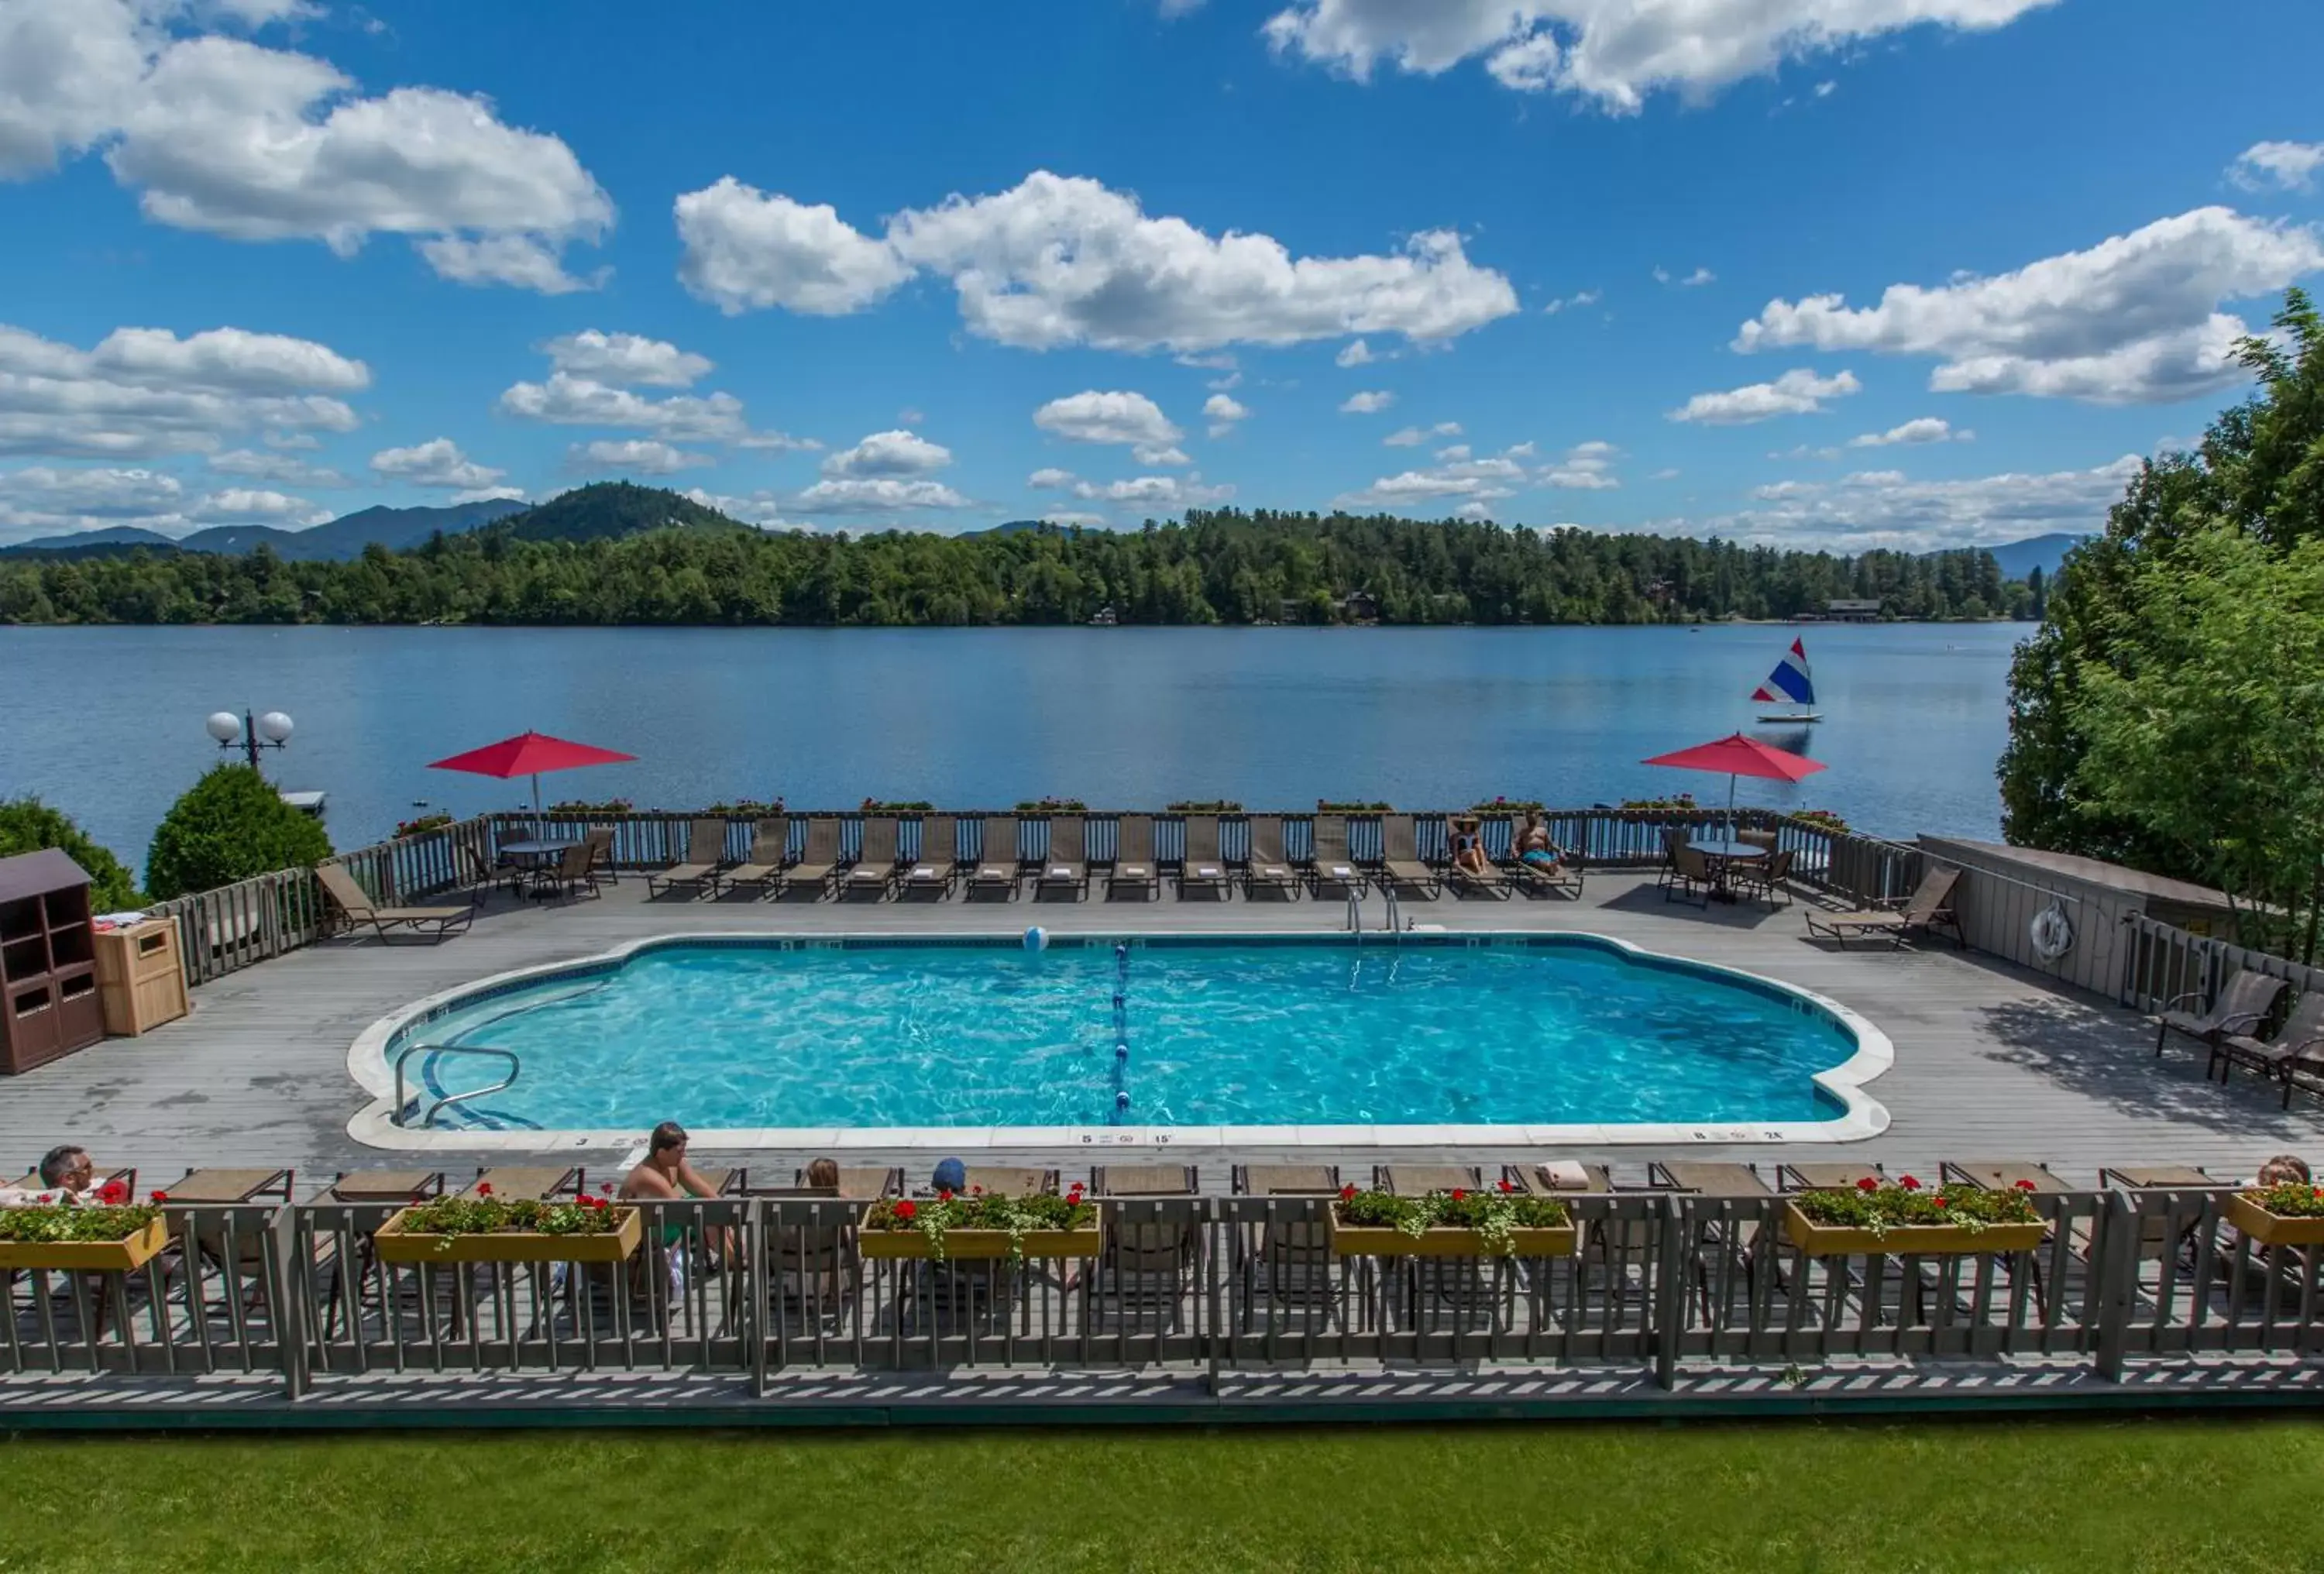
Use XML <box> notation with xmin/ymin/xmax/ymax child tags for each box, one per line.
<box><xmin>859</xmin><ymin>1207</ymin><xmax>1106</xmax><ymax>1262</ymax></box>
<box><xmin>373</xmin><ymin>1205</ymin><xmax>642</xmax><ymax>1264</ymax></box>
<box><xmin>1328</xmin><ymin>1208</ymin><xmax>1579</xmax><ymax>1260</ymax></box>
<box><xmin>0</xmin><ymin>1216</ymin><xmax>170</xmax><ymax>1273</ymax></box>
<box><xmin>2224</xmin><ymin>1193</ymin><xmax>2324</xmax><ymax>1248</ymax></box>
<box><xmin>1782</xmin><ymin>1202</ymin><xmax>2046</xmax><ymax>1258</ymax></box>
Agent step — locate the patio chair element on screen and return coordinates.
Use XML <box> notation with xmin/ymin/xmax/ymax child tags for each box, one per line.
<box><xmin>2211</xmin><ymin>991</ymin><xmax>2324</xmax><ymax>1099</ymax></box>
<box><xmin>531</xmin><ymin>838</ymin><xmax>600</xmax><ymax>902</ymax></box>
<box><xmin>1036</xmin><ymin>816</ymin><xmax>1088</xmax><ymax>899</ymax></box>
<box><xmin>580</xmin><ymin>826</ymin><xmax>619</xmax><ymax>885</ymax></box>
<box><xmin>460</xmin><ymin>844</ymin><xmax>527</xmax><ymax>902</ymax></box>
<box><xmin>1802</xmin><ymin>864</ymin><xmax>1964</xmax><ymax>949</ymax></box>
<box><xmin>1177</xmin><ymin>814</ymin><xmax>1232</xmax><ymax>899</ymax></box>
<box><xmin>843</xmin><ymin>816</ymin><xmax>905</xmax><ymax>898</ymax></box>
<box><xmin>966</xmin><ymin>816</ymin><xmax>1024</xmax><ymax>898</ymax></box>
<box><xmin>719</xmin><ymin>816</ymin><xmax>791</xmax><ymax>898</ymax></box>
<box><xmin>1733</xmin><ymin>847</ymin><xmax>1795</xmax><ymax>907</ymax></box>
<box><xmin>1241</xmin><ymin>816</ymin><xmax>1300</xmax><ymax>899</ymax></box>
<box><xmin>1376</xmin><ymin>814</ymin><xmax>1443</xmax><ymax>898</ymax></box>
<box><xmin>1093</xmin><ymin>1166</ymin><xmax>1198</xmax><ymax>1332</ymax></box>
<box><xmin>1306</xmin><ymin>814</ymin><xmax>1363</xmax><ymax>896</ymax></box>
<box><xmin>318</xmin><ymin>864</ymin><xmax>475</xmax><ymax>943</ymax></box>
<box><xmin>782</xmin><ymin>816</ymin><xmax>842</xmax><ymax>896</ymax></box>
<box><xmin>644</xmin><ymin>818</ymin><xmax>730</xmax><ymax>899</ymax></box>
<box><xmin>1108</xmin><ymin>814</ymin><xmax>1159</xmax><ymax>900</ymax></box>
<box><xmin>1233</xmin><ymin>1167</ymin><xmax>1339</xmax><ymax>1329</ymax></box>
<box><xmin>2153</xmin><ymin>967</ymin><xmax>2286</xmax><ymax>1064</ymax></box>
<box><xmin>1661</xmin><ymin>840</ymin><xmax>1714</xmax><ymax>907</ymax></box>
<box><xmin>1446</xmin><ymin>816</ymin><xmax>1510</xmax><ymax>900</ymax></box>
<box><xmin>899</xmin><ymin>815</ymin><xmax>961</xmax><ymax>897</ymax></box>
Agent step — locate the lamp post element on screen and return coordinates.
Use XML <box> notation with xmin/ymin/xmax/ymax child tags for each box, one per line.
<box><xmin>205</xmin><ymin>709</ymin><xmax>294</xmax><ymax>774</ymax></box>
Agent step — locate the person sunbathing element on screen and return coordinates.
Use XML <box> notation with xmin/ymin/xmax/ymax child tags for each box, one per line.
<box><xmin>1514</xmin><ymin>813</ymin><xmax>1564</xmax><ymax>877</ymax></box>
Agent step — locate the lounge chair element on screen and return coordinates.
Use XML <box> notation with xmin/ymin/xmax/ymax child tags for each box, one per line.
<box><xmin>2209</xmin><ymin>989</ymin><xmax>2322</xmax><ymax>1097</ymax></box>
<box><xmin>1177</xmin><ymin>815</ymin><xmax>1232</xmax><ymax>899</ymax></box>
<box><xmin>2152</xmin><ymin>967</ymin><xmax>2285</xmax><ymax>1063</ymax></box>
<box><xmin>645</xmin><ymin>818</ymin><xmax>731</xmax><ymax>899</ymax></box>
<box><xmin>900</xmin><ymin>815</ymin><xmax>960</xmax><ymax>897</ymax></box>
<box><xmin>1109</xmin><ymin>814</ymin><xmax>1159</xmax><ymax>900</ymax></box>
<box><xmin>1241</xmin><ymin>816</ymin><xmax>1300</xmax><ymax>899</ymax></box>
<box><xmin>1662</xmin><ymin>840</ymin><xmax>1714</xmax><ymax>907</ymax></box>
<box><xmin>844</xmin><ymin>816</ymin><xmax>905</xmax><ymax>898</ymax></box>
<box><xmin>318</xmin><ymin>864</ymin><xmax>475</xmax><ymax>943</ymax></box>
<box><xmin>719</xmin><ymin>816</ymin><xmax>791</xmax><ymax>898</ymax></box>
<box><xmin>966</xmin><ymin>816</ymin><xmax>1023</xmax><ymax>898</ymax></box>
<box><xmin>1377</xmin><ymin>814</ymin><xmax>1443</xmax><ymax>898</ymax></box>
<box><xmin>1443</xmin><ymin>816</ymin><xmax>1509</xmax><ymax>900</ymax></box>
<box><xmin>1306</xmin><ymin>814</ymin><xmax>1363</xmax><ymax>895</ymax></box>
<box><xmin>1094</xmin><ymin>1164</ymin><xmax>1197</xmax><ymax>1330</ymax></box>
<box><xmin>1802</xmin><ymin>864</ymin><xmax>1964</xmax><ymax>948</ymax></box>
<box><xmin>780</xmin><ymin>816</ymin><xmax>841</xmax><ymax>897</ymax></box>
<box><xmin>1499</xmin><ymin>830</ymin><xmax>1585</xmax><ymax>899</ymax></box>
<box><xmin>1037</xmin><ymin>815</ymin><xmax>1088</xmax><ymax>899</ymax></box>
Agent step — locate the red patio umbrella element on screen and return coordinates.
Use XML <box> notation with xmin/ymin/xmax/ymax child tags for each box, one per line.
<box><xmin>428</xmin><ymin>730</ymin><xmax>637</xmax><ymax>826</ymax></box>
<box><xmin>1641</xmin><ymin>732</ymin><xmax>1827</xmax><ymax>840</ymax></box>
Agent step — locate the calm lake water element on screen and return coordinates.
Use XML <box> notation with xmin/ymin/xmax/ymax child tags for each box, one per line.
<box><xmin>0</xmin><ymin>623</ymin><xmax>2023</xmax><ymax>865</ymax></box>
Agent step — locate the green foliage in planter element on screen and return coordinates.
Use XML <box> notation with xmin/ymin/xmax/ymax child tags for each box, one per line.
<box><xmin>0</xmin><ymin>1200</ymin><xmax>160</xmax><ymax>1243</ymax></box>
<box><xmin>1788</xmin><ymin>809</ymin><xmax>1851</xmax><ymax>833</ymax></box>
<box><xmin>1316</xmin><ymin>799</ymin><xmax>1393</xmax><ymax>812</ymax></box>
<box><xmin>145</xmin><ymin>764</ymin><xmax>333</xmax><ymax>900</ymax></box>
<box><xmin>704</xmin><ymin>799</ymin><xmax>782</xmax><ymax>816</ymax></box>
<box><xmin>2244</xmin><ymin>1180</ymin><xmax>2324</xmax><ymax>1218</ymax></box>
<box><xmin>1469</xmin><ymin>799</ymin><xmax>1545</xmax><ymax>813</ymax></box>
<box><xmin>394</xmin><ymin>813</ymin><xmax>455</xmax><ymax>837</ymax></box>
<box><xmin>1167</xmin><ymin>800</ymin><xmax>1243</xmax><ymax>813</ymax></box>
<box><xmin>1334</xmin><ymin>1183</ymin><xmax>1570</xmax><ymax>1255</ymax></box>
<box><xmin>864</xmin><ymin>1188</ymin><xmax>1098</xmax><ymax>1262</ymax></box>
<box><xmin>0</xmin><ymin>797</ymin><xmax>140</xmax><ymax>909</ymax></box>
<box><xmin>860</xmin><ymin>799</ymin><xmax>934</xmax><ymax>812</ymax></box>
<box><xmin>394</xmin><ymin>1193</ymin><xmax>624</xmax><ymax>1239</ymax></box>
<box><xmin>1793</xmin><ymin>1178</ymin><xmax>2040</xmax><ymax>1238</ymax></box>
<box><xmin>1015</xmin><ymin>799</ymin><xmax>1088</xmax><ymax>813</ymax></box>
<box><xmin>1620</xmin><ymin>795</ymin><xmax>1699</xmax><ymax>812</ymax></box>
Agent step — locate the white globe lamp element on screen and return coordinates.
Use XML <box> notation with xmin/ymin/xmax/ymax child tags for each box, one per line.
<box><xmin>256</xmin><ymin>711</ymin><xmax>295</xmax><ymax>744</ymax></box>
<box><xmin>205</xmin><ymin>711</ymin><xmax>242</xmax><ymax>744</ymax></box>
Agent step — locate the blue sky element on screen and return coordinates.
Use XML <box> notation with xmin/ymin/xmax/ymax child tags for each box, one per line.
<box><xmin>2</xmin><ymin>0</ymin><xmax>2320</xmax><ymax>551</ymax></box>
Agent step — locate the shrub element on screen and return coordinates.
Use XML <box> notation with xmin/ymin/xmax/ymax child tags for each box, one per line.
<box><xmin>0</xmin><ymin>798</ymin><xmax>139</xmax><ymax>909</ymax></box>
<box><xmin>145</xmin><ymin>765</ymin><xmax>334</xmax><ymax>899</ymax></box>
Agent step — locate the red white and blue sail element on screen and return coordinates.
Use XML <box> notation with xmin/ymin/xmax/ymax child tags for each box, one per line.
<box><xmin>1752</xmin><ymin>639</ymin><xmax>1816</xmax><ymax>708</ymax></box>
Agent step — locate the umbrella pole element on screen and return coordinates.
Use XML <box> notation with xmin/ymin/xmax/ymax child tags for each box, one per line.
<box><xmin>531</xmin><ymin>772</ymin><xmax>541</xmax><ymax>839</ymax></box>
<box><xmin>1727</xmin><ymin>773</ymin><xmax>1738</xmax><ymax>844</ymax></box>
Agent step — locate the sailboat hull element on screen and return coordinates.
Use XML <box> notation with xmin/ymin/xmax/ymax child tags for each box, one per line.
<box><xmin>1758</xmin><ymin>712</ymin><xmax>1821</xmax><ymax>723</ymax></box>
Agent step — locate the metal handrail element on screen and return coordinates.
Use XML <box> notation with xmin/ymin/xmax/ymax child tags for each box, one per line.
<box><xmin>1383</xmin><ymin>885</ymin><xmax>1402</xmax><ymax>936</ymax></box>
<box><xmin>1344</xmin><ymin>888</ymin><xmax>1362</xmax><ymax>939</ymax></box>
<box><xmin>392</xmin><ymin>1042</ymin><xmax>522</xmax><ymax>1129</ymax></box>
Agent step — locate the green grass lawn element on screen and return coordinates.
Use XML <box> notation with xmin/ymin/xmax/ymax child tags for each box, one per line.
<box><xmin>1</xmin><ymin>1417</ymin><xmax>2315</xmax><ymax>1572</ymax></box>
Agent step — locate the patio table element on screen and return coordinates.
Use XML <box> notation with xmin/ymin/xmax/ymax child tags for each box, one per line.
<box><xmin>1689</xmin><ymin>838</ymin><xmax>1765</xmax><ymax>902</ymax></box>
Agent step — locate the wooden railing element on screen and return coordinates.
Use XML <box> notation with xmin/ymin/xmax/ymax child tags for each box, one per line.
<box><xmin>2119</xmin><ymin>912</ymin><xmax>2324</xmax><ymax>1018</ymax></box>
<box><xmin>12</xmin><ymin>1185</ymin><xmax>2322</xmax><ymax>1410</ymax></box>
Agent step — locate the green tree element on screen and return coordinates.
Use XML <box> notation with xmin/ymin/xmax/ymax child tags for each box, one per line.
<box><xmin>146</xmin><ymin>765</ymin><xmax>334</xmax><ymax>899</ymax></box>
<box><xmin>2070</xmin><ymin>528</ymin><xmax>2324</xmax><ymax>956</ymax></box>
<box><xmin>0</xmin><ymin>798</ymin><xmax>140</xmax><ymax>909</ymax></box>
<box><xmin>2000</xmin><ymin>289</ymin><xmax>2324</xmax><ymax>867</ymax></box>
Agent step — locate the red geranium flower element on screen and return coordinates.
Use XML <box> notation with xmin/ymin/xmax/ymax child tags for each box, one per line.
<box><xmin>96</xmin><ymin>1180</ymin><xmax>129</xmax><ymax>1206</ymax></box>
<box><xmin>1450</xmin><ymin>1188</ymin><xmax>1466</xmax><ymax>1201</ymax></box>
<box><xmin>600</xmin><ymin>1181</ymin><xmax>614</xmax><ymax>1195</ymax></box>
<box><xmin>1899</xmin><ymin>1175</ymin><xmax>1920</xmax><ymax>1191</ymax></box>
<box><xmin>894</xmin><ymin>1200</ymin><xmax>917</xmax><ymax>1222</ymax></box>
<box><xmin>1855</xmin><ymin>1177</ymin><xmax>1877</xmax><ymax>1193</ymax></box>
<box><xmin>2013</xmin><ymin>1179</ymin><xmax>2037</xmax><ymax>1191</ymax></box>
<box><xmin>1497</xmin><ymin>1179</ymin><xmax>1514</xmax><ymax>1193</ymax></box>
<box><xmin>1935</xmin><ymin>1196</ymin><xmax>1949</xmax><ymax>1208</ymax></box>
<box><xmin>971</xmin><ymin>1184</ymin><xmax>984</xmax><ymax>1196</ymax></box>
<box><xmin>476</xmin><ymin>1183</ymin><xmax>493</xmax><ymax>1198</ymax></box>
<box><xmin>937</xmin><ymin>1187</ymin><xmax>953</xmax><ymax>1202</ymax></box>
<box><xmin>149</xmin><ymin>1191</ymin><xmax>169</xmax><ymax>1204</ymax></box>
<box><xmin>1340</xmin><ymin>1184</ymin><xmax>1357</xmax><ymax>1201</ymax></box>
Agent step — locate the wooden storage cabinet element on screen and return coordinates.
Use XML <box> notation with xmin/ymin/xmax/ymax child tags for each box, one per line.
<box><xmin>95</xmin><ymin>918</ymin><xmax>188</xmax><ymax>1036</ymax></box>
<box><xmin>0</xmin><ymin>849</ymin><xmax>105</xmax><ymax>1074</ymax></box>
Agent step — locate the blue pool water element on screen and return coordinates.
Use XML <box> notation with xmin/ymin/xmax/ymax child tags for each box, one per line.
<box><xmin>402</xmin><ymin>937</ymin><xmax>1862</xmax><ymax>1132</ymax></box>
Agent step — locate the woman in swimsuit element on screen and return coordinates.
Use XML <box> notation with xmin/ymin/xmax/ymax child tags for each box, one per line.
<box><xmin>1449</xmin><ymin>816</ymin><xmax>1491</xmax><ymax>880</ymax></box>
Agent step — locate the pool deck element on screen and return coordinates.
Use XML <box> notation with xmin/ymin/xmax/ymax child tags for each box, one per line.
<box><xmin>9</xmin><ymin>871</ymin><xmax>2321</xmax><ymax>1190</ymax></box>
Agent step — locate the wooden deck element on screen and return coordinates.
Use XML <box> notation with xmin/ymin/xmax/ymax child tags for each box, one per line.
<box><xmin>9</xmin><ymin>871</ymin><xmax>2321</xmax><ymax>1191</ymax></box>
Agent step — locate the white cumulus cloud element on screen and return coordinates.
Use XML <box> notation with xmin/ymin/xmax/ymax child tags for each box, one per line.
<box><xmin>1734</xmin><ymin>208</ymin><xmax>2324</xmax><ymax>404</ymax></box>
<box><xmin>1692</xmin><ymin>455</ymin><xmax>2142</xmax><ymax>552</ymax></box>
<box><xmin>570</xmin><ymin>438</ymin><xmax>712</xmax><ymax>475</ymax></box>
<box><xmin>1336</xmin><ymin>445</ymin><xmax>1534</xmax><ymax>510</ymax></box>
<box><xmin>1540</xmin><ymin>439</ymin><xmax>1621</xmax><ymax>489</ymax></box>
<box><xmin>1203</xmin><ymin>393</ymin><xmax>1249</xmax><ymax>438</ymax></box>
<box><xmin>1385</xmin><ymin>421</ymin><xmax>1462</xmax><ymax>446</ymax></box>
<box><xmin>1260</xmin><ymin>0</ymin><xmax>2059</xmax><ymax>112</ymax></box>
<box><xmin>1847</xmin><ymin>417</ymin><xmax>1971</xmax><ymax>448</ymax></box>
<box><xmin>1027</xmin><ymin>467</ymin><xmax>1077</xmax><ymax>490</ymax></box>
<box><xmin>1668</xmin><ymin>368</ymin><xmax>1860</xmax><ymax>424</ymax></box>
<box><xmin>0</xmin><ymin>462</ymin><xmax>331</xmax><ymax>544</ymax></box>
<box><xmin>790</xmin><ymin>477</ymin><xmax>970</xmax><ymax>514</ymax></box>
<box><xmin>820</xmin><ymin>428</ymin><xmax>954</xmax><ymax>479</ymax></box>
<box><xmin>673</xmin><ymin>169</ymin><xmax>1518</xmax><ymax>352</ymax></box>
<box><xmin>1341</xmin><ymin>390</ymin><xmax>1395</xmax><ymax>414</ymax></box>
<box><xmin>370</xmin><ymin>437</ymin><xmax>504</xmax><ymax>490</ymax></box>
<box><xmin>2229</xmin><ymin>141</ymin><xmax>2324</xmax><ymax>193</ymax></box>
<box><xmin>1068</xmin><ymin>473</ymin><xmax>1236</xmax><ymax>509</ymax></box>
<box><xmin>1033</xmin><ymin>390</ymin><xmax>1182</xmax><ymax>448</ymax></box>
<box><xmin>541</xmin><ymin>330</ymin><xmax>713</xmax><ymax>389</ymax></box>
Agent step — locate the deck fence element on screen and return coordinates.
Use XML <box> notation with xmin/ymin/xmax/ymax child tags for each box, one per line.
<box><xmin>9</xmin><ymin>1187</ymin><xmax>2319</xmax><ymax>1408</ymax></box>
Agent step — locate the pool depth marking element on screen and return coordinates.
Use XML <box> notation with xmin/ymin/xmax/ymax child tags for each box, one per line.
<box><xmin>346</xmin><ymin>930</ymin><xmax>1893</xmax><ymax>1153</ymax></box>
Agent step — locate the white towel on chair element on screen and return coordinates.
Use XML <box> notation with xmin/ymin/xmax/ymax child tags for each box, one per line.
<box><xmin>1542</xmin><ymin>1160</ymin><xmax>1591</xmax><ymax>1190</ymax></box>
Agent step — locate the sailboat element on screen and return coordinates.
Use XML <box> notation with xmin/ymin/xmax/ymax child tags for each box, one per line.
<box><xmin>1752</xmin><ymin>638</ymin><xmax>1822</xmax><ymax>723</ymax></box>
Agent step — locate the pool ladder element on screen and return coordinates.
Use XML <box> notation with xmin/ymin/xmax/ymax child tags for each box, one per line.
<box><xmin>1344</xmin><ymin>885</ymin><xmax>1405</xmax><ymax>941</ymax></box>
<box><xmin>392</xmin><ymin>1042</ymin><xmax>522</xmax><ymax>1129</ymax></box>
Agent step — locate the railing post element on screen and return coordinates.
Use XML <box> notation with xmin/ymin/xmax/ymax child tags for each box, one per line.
<box><xmin>1652</xmin><ymin>1194</ymin><xmax>1686</xmax><ymax>1390</ymax></box>
<box><xmin>270</xmin><ymin>1204</ymin><xmax>309</xmax><ymax>1400</ymax></box>
<box><xmin>2091</xmin><ymin>1191</ymin><xmax>2137</xmax><ymax>1382</ymax></box>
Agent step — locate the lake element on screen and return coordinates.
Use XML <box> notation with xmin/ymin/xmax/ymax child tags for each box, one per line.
<box><xmin>0</xmin><ymin>623</ymin><xmax>2024</xmax><ymax>866</ymax></box>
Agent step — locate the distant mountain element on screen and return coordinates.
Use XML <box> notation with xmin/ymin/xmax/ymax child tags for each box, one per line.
<box><xmin>497</xmin><ymin>482</ymin><xmax>746</xmax><ymax>543</ymax></box>
<box><xmin>3</xmin><ymin>524</ymin><xmax>179</xmax><ymax>555</ymax></box>
<box><xmin>1</xmin><ymin>498</ymin><xmax>528</xmax><ymax>562</ymax></box>
<box><xmin>1948</xmin><ymin>533</ymin><xmax>2093</xmax><ymax>582</ymax></box>
<box><xmin>962</xmin><ymin>519</ymin><xmax>1057</xmax><ymax>538</ymax></box>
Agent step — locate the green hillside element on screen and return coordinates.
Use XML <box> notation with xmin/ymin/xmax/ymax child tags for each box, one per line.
<box><xmin>500</xmin><ymin>482</ymin><xmax>748</xmax><ymax>544</ymax></box>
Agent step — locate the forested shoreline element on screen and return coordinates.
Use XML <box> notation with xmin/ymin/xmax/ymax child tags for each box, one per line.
<box><xmin>0</xmin><ymin>509</ymin><xmax>2029</xmax><ymax>627</ymax></box>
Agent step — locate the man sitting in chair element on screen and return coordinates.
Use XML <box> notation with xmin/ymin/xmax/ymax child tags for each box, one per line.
<box><xmin>621</xmin><ymin>1122</ymin><xmax>732</xmax><ymax>1272</ymax></box>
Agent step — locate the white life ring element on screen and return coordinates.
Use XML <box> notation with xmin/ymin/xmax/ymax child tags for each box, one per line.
<box><xmin>2030</xmin><ymin>901</ymin><xmax>2075</xmax><ymax>961</ymax></box>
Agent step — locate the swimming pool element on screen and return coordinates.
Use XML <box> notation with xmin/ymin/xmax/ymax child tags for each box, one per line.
<box><xmin>349</xmin><ymin>933</ymin><xmax>1891</xmax><ymax>1149</ymax></box>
